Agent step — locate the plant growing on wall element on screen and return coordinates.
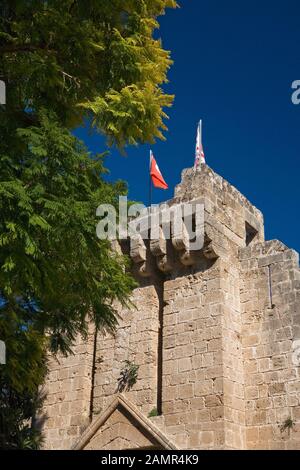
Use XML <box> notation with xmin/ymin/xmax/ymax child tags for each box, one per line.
<box><xmin>117</xmin><ymin>360</ymin><xmax>139</xmax><ymax>392</ymax></box>
<box><xmin>148</xmin><ymin>408</ymin><xmax>158</xmax><ymax>418</ymax></box>
<box><xmin>280</xmin><ymin>417</ymin><xmax>295</xmax><ymax>434</ymax></box>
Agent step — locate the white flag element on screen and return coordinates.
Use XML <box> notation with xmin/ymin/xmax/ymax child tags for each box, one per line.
<box><xmin>194</xmin><ymin>120</ymin><xmax>206</xmax><ymax>170</ymax></box>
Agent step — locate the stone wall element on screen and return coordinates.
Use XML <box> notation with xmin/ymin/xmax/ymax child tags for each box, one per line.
<box><xmin>240</xmin><ymin>240</ymin><xmax>300</xmax><ymax>449</ymax></box>
<box><xmin>40</xmin><ymin>329</ymin><xmax>94</xmax><ymax>449</ymax></box>
<box><xmin>161</xmin><ymin>261</ymin><xmax>226</xmax><ymax>449</ymax></box>
<box><xmin>92</xmin><ymin>283</ymin><xmax>161</xmax><ymax>418</ymax></box>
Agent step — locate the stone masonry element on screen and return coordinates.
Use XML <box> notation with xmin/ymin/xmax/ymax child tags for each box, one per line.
<box><xmin>40</xmin><ymin>166</ymin><xmax>300</xmax><ymax>450</ymax></box>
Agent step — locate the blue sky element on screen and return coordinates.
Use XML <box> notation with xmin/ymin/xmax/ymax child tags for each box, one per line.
<box><xmin>75</xmin><ymin>1</ymin><xmax>300</xmax><ymax>254</ymax></box>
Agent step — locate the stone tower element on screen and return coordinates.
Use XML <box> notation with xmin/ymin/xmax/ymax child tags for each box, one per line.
<box><xmin>40</xmin><ymin>166</ymin><xmax>300</xmax><ymax>450</ymax></box>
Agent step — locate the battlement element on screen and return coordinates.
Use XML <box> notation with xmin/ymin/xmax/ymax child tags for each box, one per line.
<box><xmin>175</xmin><ymin>166</ymin><xmax>264</xmax><ymax>243</ymax></box>
<box><xmin>126</xmin><ymin>167</ymin><xmax>265</xmax><ymax>279</ymax></box>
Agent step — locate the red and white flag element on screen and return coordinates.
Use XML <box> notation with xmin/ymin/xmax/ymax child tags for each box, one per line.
<box><xmin>194</xmin><ymin>120</ymin><xmax>206</xmax><ymax>170</ymax></box>
<box><xmin>150</xmin><ymin>151</ymin><xmax>168</xmax><ymax>190</ymax></box>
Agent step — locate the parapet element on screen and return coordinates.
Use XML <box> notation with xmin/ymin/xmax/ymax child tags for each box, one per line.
<box><xmin>121</xmin><ymin>166</ymin><xmax>265</xmax><ymax>278</ymax></box>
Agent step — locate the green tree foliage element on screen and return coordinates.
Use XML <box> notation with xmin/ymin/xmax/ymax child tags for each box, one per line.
<box><xmin>0</xmin><ymin>1</ymin><xmax>176</xmax><ymax>448</ymax></box>
<box><xmin>0</xmin><ymin>384</ymin><xmax>46</xmax><ymax>449</ymax></box>
<box><xmin>0</xmin><ymin>110</ymin><xmax>137</xmax><ymax>448</ymax></box>
<box><xmin>0</xmin><ymin>0</ymin><xmax>176</xmax><ymax>145</ymax></box>
<box><xmin>0</xmin><ymin>111</ymin><xmax>136</xmax><ymax>355</ymax></box>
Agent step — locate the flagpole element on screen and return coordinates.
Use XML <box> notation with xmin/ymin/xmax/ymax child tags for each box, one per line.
<box><xmin>149</xmin><ymin>150</ymin><xmax>153</xmax><ymax>207</ymax></box>
<box><xmin>149</xmin><ymin>175</ymin><xmax>152</xmax><ymax>207</ymax></box>
<box><xmin>199</xmin><ymin>120</ymin><xmax>202</xmax><ymax>171</ymax></box>
<box><xmin>194</xmin><ymin>121</ymin><xmax>200</xmax><ymax>172</ymax></box>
